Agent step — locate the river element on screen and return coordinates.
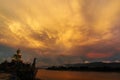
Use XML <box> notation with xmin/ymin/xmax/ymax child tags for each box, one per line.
<box><xmin>36</xmin><ymin>69</ymin><xmax>120</xmax><ymax>80</ymax></box>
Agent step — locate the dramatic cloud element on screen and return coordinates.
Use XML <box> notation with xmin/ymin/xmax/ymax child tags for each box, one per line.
<box><xmin>0</xmin><ymin>0</ymin><xmax>120</xmax><ymax>66</ymax></box>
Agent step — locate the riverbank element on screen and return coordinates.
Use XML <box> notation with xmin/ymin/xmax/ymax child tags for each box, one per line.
<box><xmin>0</xmin><ymin>73</ymin><xmax>11</xmax><ymax>80</ymax></box>
<box><xmin>0</xmin><ymin>73</ymin><xmax>20</xmax><ymax>80</ymax></box>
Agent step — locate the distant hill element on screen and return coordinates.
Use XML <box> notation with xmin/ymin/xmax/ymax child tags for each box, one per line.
<box><xmin>47</xmin><ymin>62</ymin><xmax>120</xmax><ymax>72</ymax></box>
<box><xmin>65</xmin><ymin>62</ymin><xmax>120</xmax><ymax>68</ymax></box>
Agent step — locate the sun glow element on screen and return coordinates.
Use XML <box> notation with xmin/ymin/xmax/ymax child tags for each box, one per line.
<box><xmin>0</xmin><ymin>0</ymin><xmax>120</xmax><ymax>59</ymax></box>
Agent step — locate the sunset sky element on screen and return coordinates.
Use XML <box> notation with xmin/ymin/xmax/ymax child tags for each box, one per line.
<box><xmin>0</xmin><ymin>0</ymin><xmax>120</xmax><ymax>66</ymax></box>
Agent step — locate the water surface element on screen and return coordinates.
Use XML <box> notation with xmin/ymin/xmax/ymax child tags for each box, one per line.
<box><xmin>36</xmin><ymin>69</ymin><xmax>120</xmax><ymax>80</ymax></box>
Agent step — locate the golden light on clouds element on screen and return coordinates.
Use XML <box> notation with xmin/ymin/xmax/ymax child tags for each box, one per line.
<box><xmin>0</xmin><ymin>0</ymin><xmax>120</xmax><ymax>60</ymax></box>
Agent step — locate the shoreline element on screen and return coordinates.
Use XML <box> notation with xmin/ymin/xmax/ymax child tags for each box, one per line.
<box><xmin>46</xmin><ymin>68</ymin><xmax>120</xmax><ymax>73</ymax></box>
<box><xmin>46</xmin><ymin>62</ymin><xmax>120</xmax><ymax>73</ymax></box>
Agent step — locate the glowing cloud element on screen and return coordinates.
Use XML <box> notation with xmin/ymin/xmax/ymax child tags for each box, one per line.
<box><xmin>0</xmin><ymin>0</ymin><xmax>120</xmax><ymax>65</ymax></box>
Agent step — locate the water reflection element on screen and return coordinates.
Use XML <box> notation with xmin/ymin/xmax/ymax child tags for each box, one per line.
<box><xmin>36</xmin><ymin>69</ymin><xmax>120</xmax><ymax>80</ymax></box>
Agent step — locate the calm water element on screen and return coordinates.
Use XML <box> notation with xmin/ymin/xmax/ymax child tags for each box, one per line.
<box><xmin>36</xmin><ymin>69</ymin><xmax>120</xmax><ymax>80</ymax></box>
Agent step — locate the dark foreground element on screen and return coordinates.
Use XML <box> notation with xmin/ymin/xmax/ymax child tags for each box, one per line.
<box><xmin>1</xmin><ymin>69</ymin><xmax>120</xmax><ymax>80</ymax></box>
<box><xmin>0</xmin><ymin>49</ymin><xmax>38</xmax><ymax>80</ymax></box>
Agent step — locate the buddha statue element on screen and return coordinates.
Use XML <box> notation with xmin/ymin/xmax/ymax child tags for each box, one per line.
<box><xmin>12</xmin><ymin>49</ymin><xmax>23</xmax><ymax>63</ymax></box>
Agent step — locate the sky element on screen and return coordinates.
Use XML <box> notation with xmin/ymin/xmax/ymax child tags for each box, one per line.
<box><xmin>0</xmin><ymin>0</ymin><xmax>120</xmax><ymax>66</ymax></box>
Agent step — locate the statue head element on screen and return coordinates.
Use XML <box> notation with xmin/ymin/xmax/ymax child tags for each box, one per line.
<box><xmin>17</xmin><ymin>49</ymin><xmax>21</xmax><ymax>54</ymax></box>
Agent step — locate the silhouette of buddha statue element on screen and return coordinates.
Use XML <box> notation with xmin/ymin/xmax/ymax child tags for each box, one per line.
<box><xmin>12</xmin><ymin>49</ymin><xmax>23</xmax><ymax>63</ymax></box>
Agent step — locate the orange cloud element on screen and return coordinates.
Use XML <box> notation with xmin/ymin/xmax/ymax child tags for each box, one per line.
<box><xmin>0</xmin><ymin>0</ymin><xmax>120</xmax><ymax>65</ymax></box>
<box><xmin>86</xmin><ymin>52</ymin><xmax>113</xmax><ymax>59</ymax></box>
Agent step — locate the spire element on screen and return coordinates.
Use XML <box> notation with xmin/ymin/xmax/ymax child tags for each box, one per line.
<box><xmin>32</xmin><ymin>58</ymin><xmax>36</xmax><ymax>68</ymax></box>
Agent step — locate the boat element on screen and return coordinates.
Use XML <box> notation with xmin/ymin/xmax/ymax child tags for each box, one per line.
<box><xmin>0</xmin><ymin>49</ymin><xmax>38</xmax><ymax>80</ymax></box>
